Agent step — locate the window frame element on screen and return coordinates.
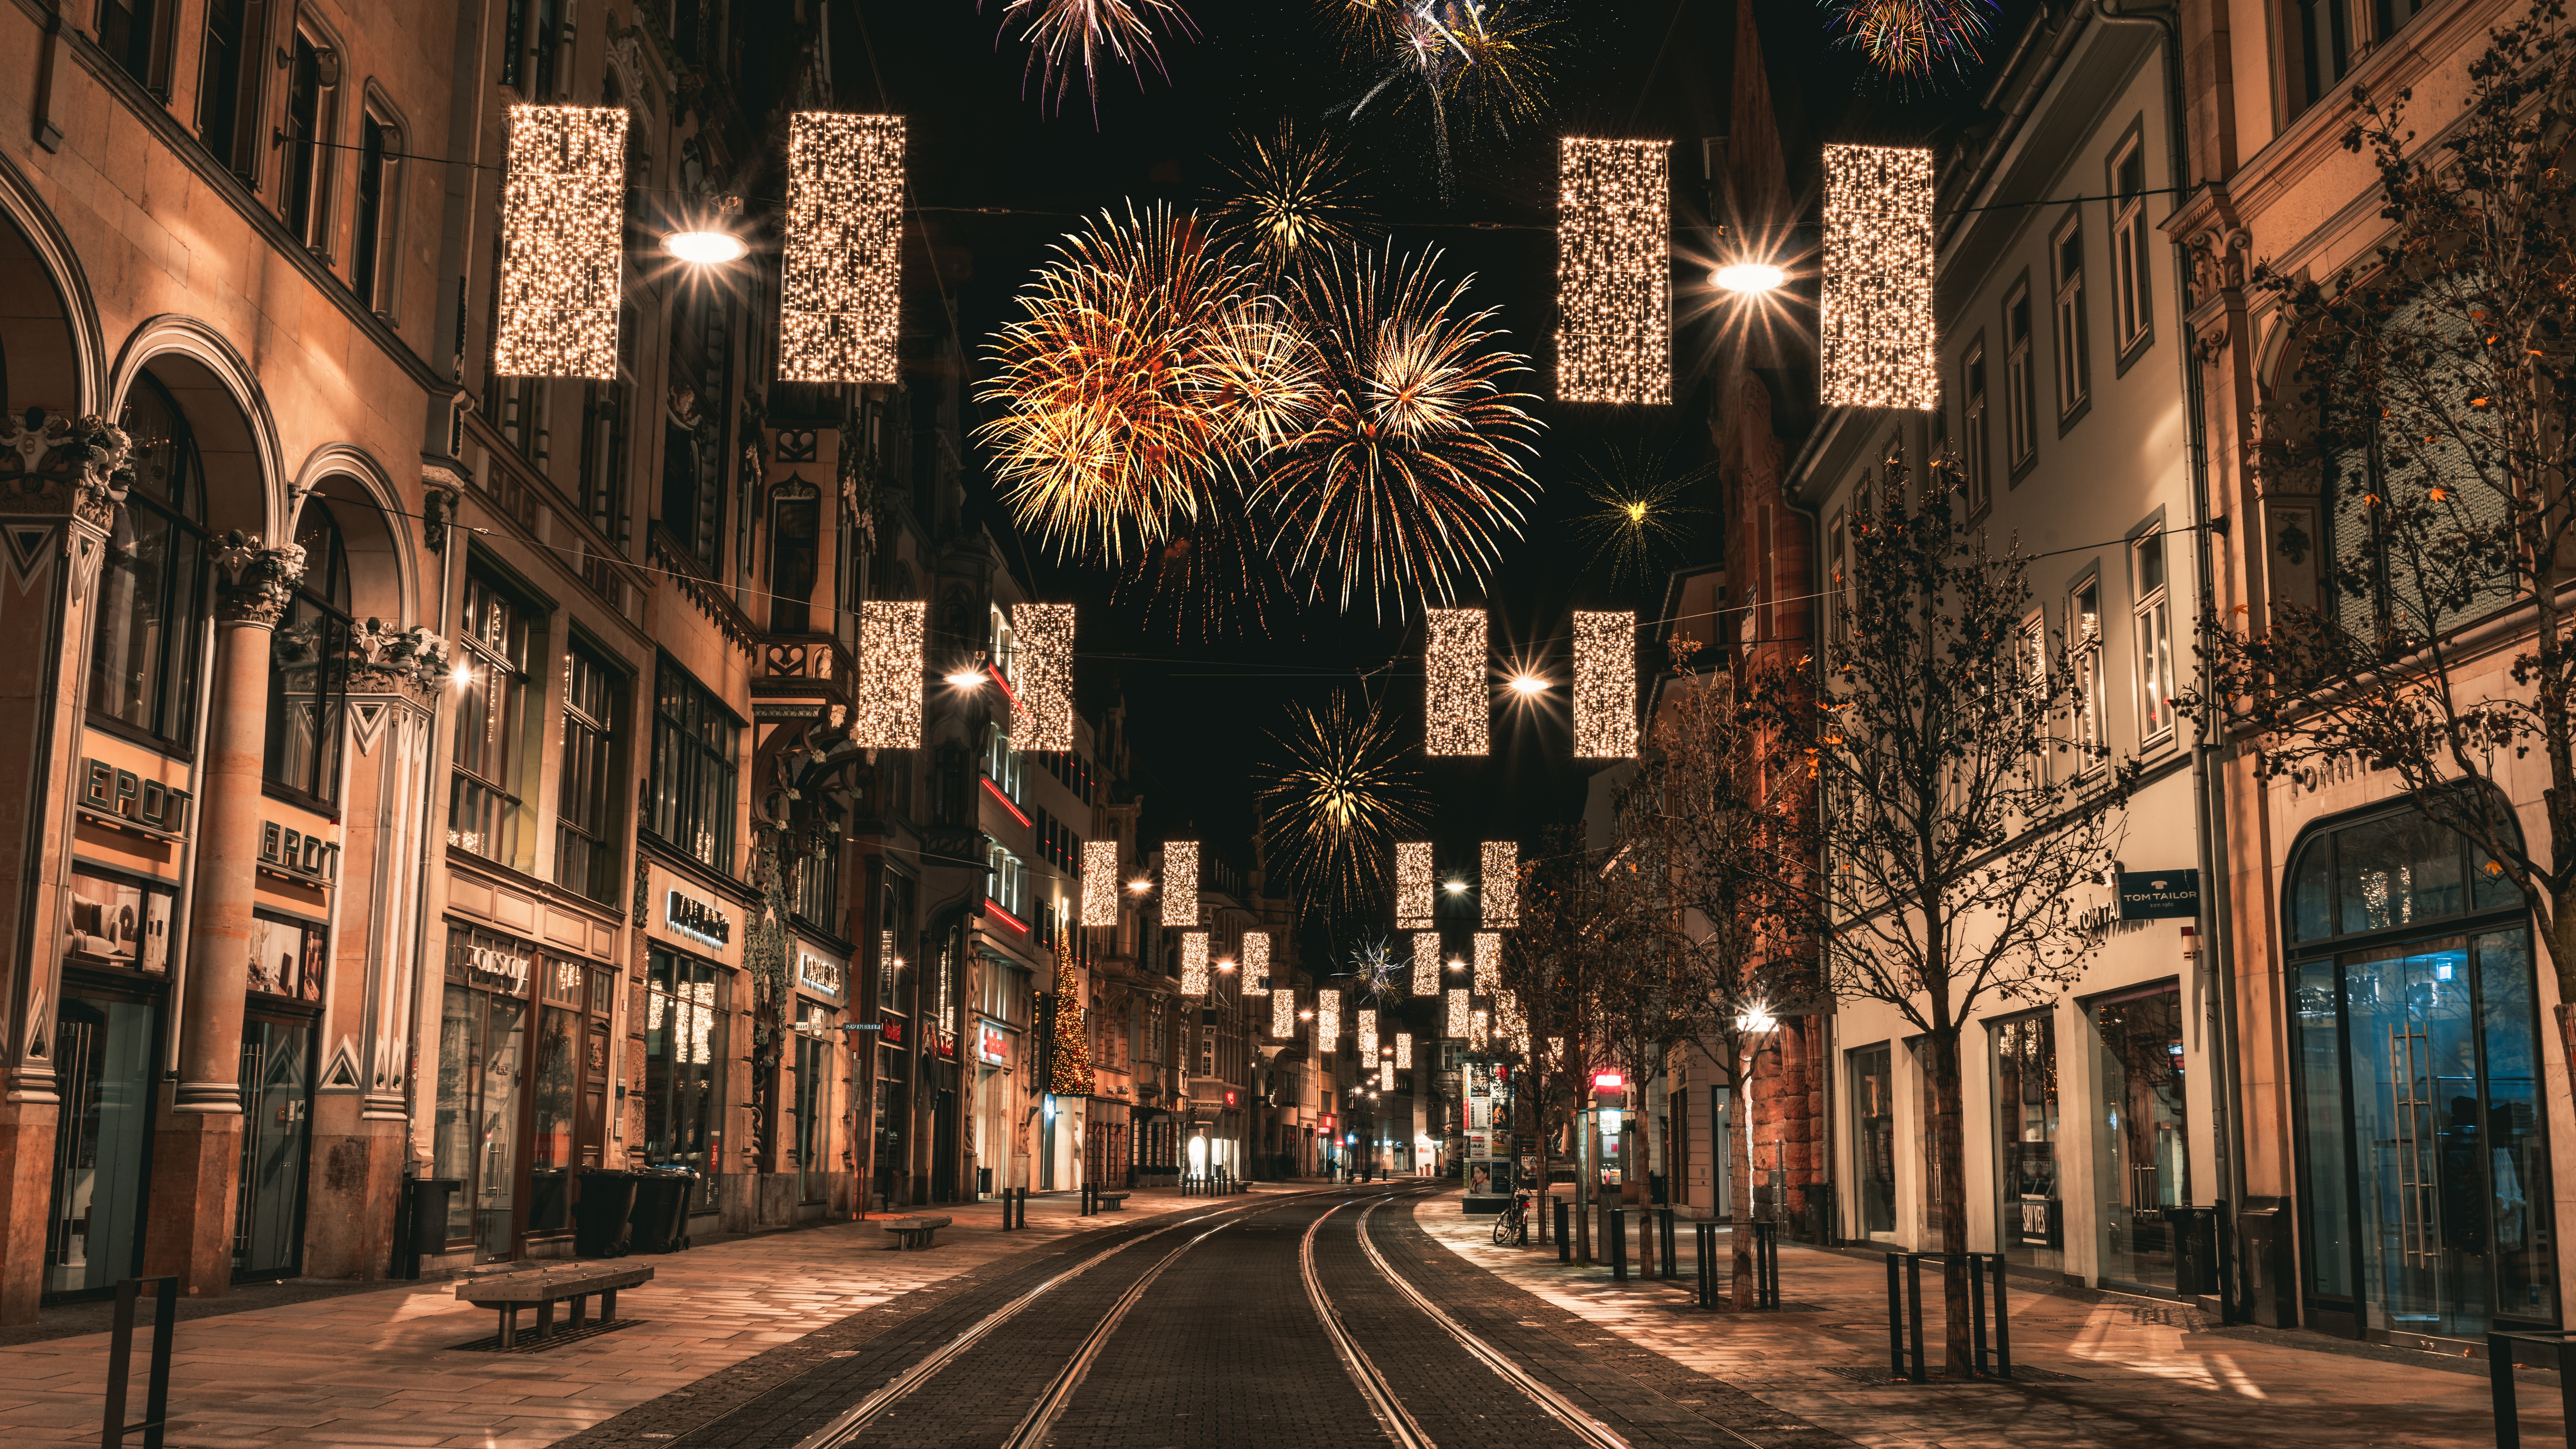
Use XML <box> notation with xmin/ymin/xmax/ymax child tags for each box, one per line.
<box><xmin>2109</xmin><ymin>129</ymin><xmax>2155</xmax><ymax>368</ymax></box>
<box><xmin>89</xmin><ymin>374</ymin><xmax>210</xmax><ymax>751</ymax></box>
<box><xmin>2050</xmin><ymin>210</ymin><xmax>2091</xmax><ymax>426</ymax></box>
<box><xmin>2069</xmin><ymin>572</ymin><xmax>2107</xmax><ymax>775</ymax></box>
<box><xmin>2129</xmin><ymin>523</ymin><xmax>2177</xmax><ymax>748</ymax></box>
<box><xmin>280</xmin><ymin>22</ymin><xmax>342</xmax><ymax>258</ymax></box>
<box><xmin>350</xmin><ymin>98</ymin><xmax>405</xmax><ymax>318</ymax></box>
<box><xmin>647</xmin><ymin>655</ymin><xmax>741</xmax><ymax>874</ymax></box>
<box><xmin>553</xmin><ymin>637</ymin><xmax>623</xmax><ymax>904</ymax></box>
<box><xmin>2003</xmin><ymin>277</ymin><xmax>2038</xmax><ymax>478</ymax></box>
<box><xmin>449</xmin><ymin>565</ymin><xmax>541</xmax><ymax>865</ymax></box>
<box><xmin>1961</xmin><ymin>336</ymin><xmax>1992</xmax><ymax>517</ymax></box>
<box><xmin>263</xmin><ymin>502</ymin><xmax>352</xmax><ymax>810</ymax></box>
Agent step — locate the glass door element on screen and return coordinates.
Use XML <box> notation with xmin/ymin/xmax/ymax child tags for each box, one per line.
<box><xmin>234</xmin><ymin>1015</ymin><xmax>314</xmax><ymax>1280</ymax></box>
<box><xmin>2093</xmin><ymin>984</ymin><xmax>2188</xmax><ymax>1289</ymax></box>
<box><xmin>45</xmin><ymin>994</ymin><xmax>158</xmax><ymax>1297</ymax></box>
<box><xmin>1851</xmin><ymin>1045</ymin><xmax>1896</xmax><ymax>1239</ymax></box>
<box><xmin>1995</xmin><ymin>1015</ymin><xmax>2062</xmax><ymax>1272</ymax></box>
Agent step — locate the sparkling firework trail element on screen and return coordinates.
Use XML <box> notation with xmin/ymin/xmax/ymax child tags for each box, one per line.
<box><xmin>1260</xmin><ymin>690</ymin><xmax>1427</xmax><ymax>916</ymax></box>
<box><xmin>978</xmin><ymin>206</ymin><xmax>1279</xmax><ymax>562</ymax></box>
<box><xmin>1218</xmin><ymin>122</ymin><xmax>1374</xmax><ymax>271</ymax></box>
<box><xmin>1260</xmin><ymin>245</ymin><xmax>1543</xmax><ymax>620</ymax></box>
<box><xmin>1348</xmin><ymin>937</ymin><xmax>1408</xmax><ymax>1002</ymax></box>
<box><xmin>1819</xmin><ymin>0</ymin><xmax>1997</xmax><ymax>84</ymax></box>
<box><xmin>1573</xmin><ymin>444</ymin><xmax>1715</xmax><ymax>595</ymax></box>
<box><xmin>1327</xmin><ymin>1</ymin><xmax>1558</xmax><ymax>196</ymax></box>
<box><xmin>989</xmin><ymin>0</ymin><xmax>1200</xmax><ymax>120</ymax></box>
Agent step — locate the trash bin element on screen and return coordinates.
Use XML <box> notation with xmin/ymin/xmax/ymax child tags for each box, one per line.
<box><xmin>2237</xmin><ymin>1197</ymin><xmax>2294</xmax><ymax>1329</ymax></box>
<box><xmin>574</xmin><ymin>1169</ymin><xmax>639</xmax><ymax>1258</ymax></box>
<box><xmin>399</xmin><ymin>1177</ymin><xmax>462</xmax><ymax>1278</ymax></box>
<box><xmin>628</xmin><ymin>1170</ymin><xmax>698</xmax><ymax>1254</ymax></box>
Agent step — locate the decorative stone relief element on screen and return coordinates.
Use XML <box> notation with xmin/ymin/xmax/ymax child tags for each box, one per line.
<box><xmin>346</xmin><ymin>618</ymin><xmax>453</xmax><ymax>698</ymax></box>
<box><xmin>0</xmin><ymin>409</ymin><xmax>132</xmax><ymax>530</ymax></box>
<box><xmin>209</xmin><ymin>533</ymin><xmax>307</xmax><ymax>627</ymax></box>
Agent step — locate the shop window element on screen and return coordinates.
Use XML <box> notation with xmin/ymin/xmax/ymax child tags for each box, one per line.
<box><xmin>643</xmin><ymin>947</ymin><xmax>728</xmax><ymax>1213</ymax></box>
<box><xmin>795</xmin><ymin>1002</ymin><xmax>831</xmax><ymax>1204</ymax></box>
<box><xmin>91</xmin><ymin>376</ymin><xmax>209</xmax><ymax>747</ymax></box>
<box><xmin>554</xmin><ymin>642</ymin><xmax>621</xmax><ymax>902</ymax></box>
<box><xmin>1995</xmin><ymin>1014</ymin><xmax>2062</xmax><ymax>1273</ymax></box>
<box><xmin>247</xmin><ymin>913</ymin><xmax>324</xmax><ymax>1002</ymax></box>
<box><xmin>65</xmin><ymin>867</ymin><xmax>174</xmax><ymax>975</ymax></box>
<box><xmin>264</xmin><ymin>504</ymin><xmax>351</xmax><ymax>805</ymax></box>
<box><xmin>450</xmin><ymin>570</ymin><xmax>536</xmax><ymax>864</ymax></box>
<box><xmin>2091</xmin><ymin>982</ymin><xmax>2188</xmax><ymax>1290</ymax></box>
<box><xmin>45</xmin><ymin>992</ymin><xmax>157</xmax><ymax>1297</ymax></box>
<box><xmin>2131</xmin><ymin>530</ymin><xmax>2175</xmax><ymax>745</ymax></box>
<box><xmin>1850</xmin><ymin>1044</ymin><xmax>1896</xmax><ymax>1239</ymax></box>
<box><xmin>648</xmin><ymin>657</ymin><xmax>740</xmax><ymax>873</ymax></box>
<box><xmin>436</xmin><ymin>927</ymin><xmax>533</xmax><ymax>1260</ymax></box>
<box><xmin>527</xmin><ymin>957</ymin><xmax>588</xmax><ymax>1238</ymax></box>
<box><xmin>2286</xmin><ymin>801</ymin><xmax>2552</xmax><ymax>1340</ymax></box>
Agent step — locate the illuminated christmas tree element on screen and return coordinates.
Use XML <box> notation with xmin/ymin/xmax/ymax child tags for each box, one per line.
<box><xmin>1048</xmin><ymin>956</ymin><xmax>1091</xmax><ymax>1097</ymax></box>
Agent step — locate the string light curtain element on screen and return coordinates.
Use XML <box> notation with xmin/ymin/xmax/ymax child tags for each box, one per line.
<box><xmin>779</xmin><ymin>112</ymin><xmax>904</xmax><ymax>384</ymax></box>
<box><xmin>1572</xmin><ymin>610</ymin><xmax>1638</xmax><ymax>758</ymax></box>
<box><xmin>1495</xmin><ymin>989</ymin><xmax>1528</xmax><ymax>1056</ymax></box>
<box><xmin>852</xmin><ymin>600</ymin><xmax>926</xmax><ymax>750</ymax></box>
<box><xmin>1395</xmin><ymin>1033</ymin><xmax>1412</xmax><ymax>1068</ymax></box>
<box><xmin>1241</xmin><ymin>931</ymin><xmax>1271</xmax><ymax>994</ymax></box>
<box><xmin>1554</xmin><ymin>138</ymin><xmax>1672</xmax><ymax>405</ymax></box>
<box><xmin>1163</xmin><ymin>841</ymin><xmax>1199</xmax><ymax>926</ymax></box>
<box><xmin>493</xmin><ymin>105</ymin><xmax>628</xmax><ymax>379</ymax></box>
<box><xmin>1471</xmin><ymin>1007</ymin><xmax>1491</xmax><ymax>1044</ymax></box>
<box><xmin>1357</xmin><ymin>1010</ymin><xmax>1378</xmax><ymax>1064</ymax></box>
<box><xmin>1480</xmin><ymin>840</ymin><xmax>1517</xmax><ymax>927</ymax></box>
<box><xmin>1081</xmin><ymin>839</ymin><xmax>1119</xmax><ymax>926</ymax></box>
<box><xmin>1010</xmin><ymin>602</ymin><xmax>1076</xmax><ymax>751</ymax></box>
<box><xmin>1423</xmin><ymin>608</ymin><xmax>1489</xmax><ymax>756</ymax></box>
<box><xmin>1180</xmin><ymin>931</ymin><xmax>1210</xmax><ymax>997</ymax></box>
<box><xmin>1394</xmin><ymin>841</ymin><xmax>1435</xmax><ymax>928</ymax></box>
<box><xmin>1473</xmin><ymin>931</ymin><xmax>1503</xmax><ymax>995</ymax></box>
<box><xmin>1317</xmin><ymin>988</ymin><xmax>1341</xmax><ymax>1053</ymax></box>
<box><xmin>1445</xmin><ymin>987</ymin><xmax>1470</xmax><ymax>1039</ymax></box>
<box><xmin>1820</xmin><ymin>144</ymin><xmax>1938</xmax><ymax>410</ymax></box>
<box><xmin>1271</xmin><ymin>988</ymin><xmax>1298</xmax><ymax>1038</ymax></box>
<box><xmin>1410</xmin><ymin>930</ymin><xmax>1442</xmax><ymax>995</ymax></box>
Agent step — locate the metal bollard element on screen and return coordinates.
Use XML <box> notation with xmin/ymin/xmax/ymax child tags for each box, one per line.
<box><xmin>1609</xmin><ymin>1207</ymin><xmax>1628</xmax><ymax>1282</ymax></box>
<box><xmin>1658</xmin><ymin>1208</ymin><xmax>1678</xmax><ymax>1279</ymax></box>
<box><xmin>101</xmin><ymin>1276</ymin><xmax>177</xmax><ymax>1449</ymax></box>
<box><xmin>1556</xmin><ymin>1197</ymin><xmax>1572</xmax><ymax>1264</ymax></box>
<box><xmin>1694</xmin><ymin>1221</ymin><xmax>1720</xmax><ymax>1307</ymax></box>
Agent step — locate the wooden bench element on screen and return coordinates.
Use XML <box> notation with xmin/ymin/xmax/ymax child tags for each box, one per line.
<box><xmin>1095</xmin><ymin>1192</ymin><xmax>1130</xmax><ymax>1212</ymax></box>
<box><xmin>456</xmin><ymin>1263</ymin><xmax>654</xmax><ymax>1349</ymax></box>
<box><xmin>881</xmin><ymin>1215</ymin><xmax>952</xmax><ymax>1250</ymax></box>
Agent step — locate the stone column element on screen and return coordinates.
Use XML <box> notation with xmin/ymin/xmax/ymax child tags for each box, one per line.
<box><xmin>0</xmin><ymin>411</ymin><xmax>124</xmax><ymax>1324</ymax></box>
<box><xmin>148</xmin><ymin>537</ymin><xmax>301</xmax><ymax>1296</ymax></box>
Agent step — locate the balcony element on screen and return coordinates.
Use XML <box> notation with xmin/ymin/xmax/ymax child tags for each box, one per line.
<box><xmin>751</xmin><ymin>631</ymin><xmax>855</xmax><ymax>713</ymax></box>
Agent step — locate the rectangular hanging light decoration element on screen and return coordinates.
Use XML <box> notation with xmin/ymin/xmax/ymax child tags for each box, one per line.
<box><xmin>1573</xmin><ymin>611</ymin><xmax>1637</xmax><ymax>758</ymax></box>
<box><xmin>494</xmin><ymin>105</ymin><xmax>628</xmax><ymax>379</ymax></box>
<box><xmin>1445</xmin><ymin>987</ymin><xmax>1470</xmax><ymax>1039</ymax></box>
<box><xmin>1163</xmin><ymin>841</ymin><xmax>1198</xmax><ymax>926</ymax></box>
<box><xmin>1423</xmin><ymin>608</ymin><xmax>1489</xmax><ymax>756</ymax></box>
<box><xmin>780</xmin><ymin>113</ymin><xmax>905</xmax><ymax>384</ymax></box>
<box><xmin>1395</xmin><ymin>1033</ymin><xmax>1412</xmax><ymax>1069</ymax></box>
<box><xmin>1271</xmin><ymin>988</ymin><xmax>1298</xmax><ymax>1039</ymax></box>
<box><xmin>1357</xmin><ymin>1010</ymin><xmax>1378</xmax><ymax>1064</ymax></box>
<box><xmin>1081</xmin><ymin>839</ymin><xmax>1119</xmax><ymax>926</ymax></box>
<box><xmin>1411</xmin><ymin>930</ymin><xmax>1442</xmax><ymax>995</ymax></box>
<box><xmin>1010</xmin><ymin>602</ymin><xmax>1075</xmax><ymax>752</ymax></box>
<box><xmin>1474</xmin><ymin>931</ymin><xmax>1503</xmax><ymax>995</ymax></box>
<box><xmin>1317</xmin><ymin>988</ymin><xmax>1341</xmax><ymax>1053</ymax></box>
<box><xmin>1241</xmin><ymin>931</ymin><xmax>1270</xmax><ymax>994</ymax></box>
<box><xmin>1394</xmin><ymin>841</ymin><xmax>1435</xmax><ymax>928</ymax></box>
<box><xmin>1820</xmin><ymin>144</ymin><xmax>1937</xmax><ymax>410</ymax></box>
<box><xmin>852</xmin><ymin>600</ymin><xmax>925</xmax><ymax>750</ymax></box>
<box><xmin>1180</xmin><ymin>931</ymin><xmax>1210</xmax><ymax>997</ymax></box>
<box><xmin>1554</xmin><ymin>138</ymin><xmax>1671</xmax><ymax>404</ymax></box>
<box><xmin>1480</xmin><ymin>840</ymin><xmax>1517</xmax><ymax>927</ymax></box>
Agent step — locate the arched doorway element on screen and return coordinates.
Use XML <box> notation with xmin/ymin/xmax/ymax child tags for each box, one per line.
<box><xmin>2285</xmin><ymin>798</ymin><xmax>2556</xmax><ymax>1342</ymax></box>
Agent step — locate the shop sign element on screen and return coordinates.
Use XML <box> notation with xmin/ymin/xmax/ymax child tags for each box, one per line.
<box><xmin>79</xmin><ymin>759</ymin><xmax>192</xmax><ymax>837</ymax></box>
<box><xmin>796</xmin><ymin>946</ymin><xmax>845</xmax><ymax>1001</ymax></box>
<box><xmin>456</xmin><ymin>936</ymin><xmax>531</xmax><ymax>993</ymax></box>
<box><xmin>880</xmin><ymin>1016</ymin><xmax>906</xmax><ymax>1046</ymax></box>
<box><xmin>2115</xmin><ymin>869</ymin><xmax>2200</xmax><ymax>920</ymax></box>
<box><xmin>665</xmin><ymin>888</ymin><xmax>732</xmax><ymax>947</ymax></box>
<box><xmin>259</xmin><ymin>822</ymin><xmax>339</xmax><ymax>882</ymax></box>
<box><xmin>977</xmin><ymin>1018</ymin><xmax>1010</xmax><ymax>1066</ymax></box>
<box><xmin>937</xmin><ymin>1027</ymin><xmax>957</xmax><ymax>1060</ymax></box>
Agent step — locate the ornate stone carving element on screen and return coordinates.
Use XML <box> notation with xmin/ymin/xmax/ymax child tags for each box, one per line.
<box><xmin>345</xmin><ymin>618</ymin><xmax>452</xmax><ymax>698</ymax></box>
<box><xmin>0</xmin><ymin>408</ymin><xmax>132</xmax><ymax>529</ymax></box>
<box><xmin>209</xmin><ymin>532</ymin><xmax>306</xmax><ymax>627</ymax></box>
<box><xmin>419</xmin><ymin>472</ymin><xmax>463</xmax><ymax>553</ymax></box>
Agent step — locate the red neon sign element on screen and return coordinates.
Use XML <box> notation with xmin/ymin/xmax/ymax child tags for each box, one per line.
<box><xmin>1592</xmin><ymin>1071</ymin><xmax>1625</xmax><ymax>1091</ymax></box>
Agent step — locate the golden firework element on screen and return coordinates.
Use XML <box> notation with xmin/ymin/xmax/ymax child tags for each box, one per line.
<box><xmin>1822</xmin><ymin>0</ymin><xmax>1996</xmax><ymax>82</ymax></box>
<box><xmin>992</xmin><ymin>0</ymin><xmax>1200</xmax><ymax>119</ymax></box>
<box><xmin>1260</xmin><ymin>689</ymin><xmax>1427</xmax><ymax>915</ymax></box>
<box><xmin>1573</xmin><ymin>443</ymin><xmax>1714</xmax><ymax>592</ymax></box>
<box><xmin>1218</xmin><ymin>122</ymin><xmax>1374</xmax><ymax>270</ymax></box>
<box><xmin>1259</xmin><ymin>246</ymin><xmax>1543</xmax><ymax>619</ymax></box>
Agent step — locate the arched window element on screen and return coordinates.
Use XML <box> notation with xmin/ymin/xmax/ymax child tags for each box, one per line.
<box><xmin>2283</xmin><ymin>797</ymin><xmax>2554</xmax><ymax>1342</ymax></box>
<box><xmin>91</xmin><ymin>375</ymin><xmax>211</xmax><ymax>747</ymax></box>
<box><xmin>263</xmin><ymin>502</ymin><xmax>351</xmax><ymax>804</ymax></box>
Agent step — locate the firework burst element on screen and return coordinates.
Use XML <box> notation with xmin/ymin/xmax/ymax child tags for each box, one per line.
<box><xmin>1261</xmin><ymin>690</ymin><xmax>1427</xmax><ymax>916</ymax></box>
<box><xmin>1820</xmin><ymin>0</ymin><xmax>1997</xmax><ymax>84</ymax></box>
<box><xmin>1574</xmin><ymin>444</ymin><xmax>1715</xmax><ymax>594</ymax></box>
<box><xmin>989</xmin><ymin>0</ymin><xmax>1200</xmax><ymax>120</ymax></box>
<box><xmin>978</xmin><ymin>206</ymin><xmax>1281</xmax><ymax>561</ymax></box>
<box><xmin>1259</xmin><ymin>246</ymin><xmax>1544</xmax><ymax>620</ymax></box>
<box><xmin>1348</xmin><ymin>937</ymin><xmax>1409</xmax><ymax>1002</ymax></box>
<box><xmin>1217</xmin><ymin>122</ymin><xmax>1374</xmax><ymax>271</ymax></box>
<box><xmin>1329</xmin><ymin>0</ymin><xmax>1558</xmax><ymax>194</ymax></box>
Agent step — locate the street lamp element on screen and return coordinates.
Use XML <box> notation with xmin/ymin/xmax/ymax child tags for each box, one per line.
<box><xmin>1712</xmin><ymin>260</ymin><xmax>1785</xmax><ymax>294</ymax></box>
<box><xmin>1507</xmin><ymin>673</ymin><xmax>1549</xmax><ymax>696</ymax></box>
<box><xmin>662</xmin><ymin>194</ymin><xmax>749</xmax><ymax>265</ymax></box>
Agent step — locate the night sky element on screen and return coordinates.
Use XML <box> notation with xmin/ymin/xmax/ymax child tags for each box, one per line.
<box><xmin>837</xmin><ymin>0</ymin><xmax>2031</xmax><ymax>921</ymax></box>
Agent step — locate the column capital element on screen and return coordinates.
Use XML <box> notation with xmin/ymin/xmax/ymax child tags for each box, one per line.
<box><xmin>209</xmin><ymin>532</ymin><xmax>306</xmax><ymax>627</ymax></box>
<box><xmin>345</xmin><ymin>617</ymin><xmax>452</xmax><ymax>701</ymax></box>
<box><xmin>0</xmin><ymin>408</ymin><xmax>134</xmax><ymax>532</ymax></box>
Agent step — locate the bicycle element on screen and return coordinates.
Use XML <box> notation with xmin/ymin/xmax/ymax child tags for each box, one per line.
<box><xmin>1491</xmin><ymin>1189</ymin><xmax>1533</xmax><ymax>1246</ymax></box>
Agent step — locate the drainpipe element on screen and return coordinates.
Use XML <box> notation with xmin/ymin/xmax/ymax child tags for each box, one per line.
<box><xmin>2091</xmin><ymin>0</ymin><xmax>2250</xmax><ymax>1213</ymax></box>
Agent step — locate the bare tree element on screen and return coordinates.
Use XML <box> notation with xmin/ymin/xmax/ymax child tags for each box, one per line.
<box><xmin>1748</xmin><ymin>457</ymin><xmax>2130</xmax><ymax>1374</ymax></box>
<box><xmin>1503</xmin><ymin>826</ymin><xmax>1613</xmax><ymax>1260</ymax></box>
<box><xmin>2187</xmin><ymin>0</ymin><xmax>2576</xmax><ymax>1078</ymax></box>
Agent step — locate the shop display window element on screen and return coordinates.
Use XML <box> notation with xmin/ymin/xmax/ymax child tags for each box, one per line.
<box><xmin>65</xmin><ymin>867</ymin><xmax>174</xmax><ymax>973</ymax></box>
<box><xmin>247</xmin><ymin>912</ymin><xmax>325</xmax><ymax>1001</ymax></box>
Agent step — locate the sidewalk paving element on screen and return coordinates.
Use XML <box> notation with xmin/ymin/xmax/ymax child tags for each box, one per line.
<box><xmin>1411</xmin><ymin>1192</ymin><xmax>2554</xmax><ymax>1449</ymax></box>
<box><xmin>0</xmin><ymin>1181</ymin><xmax>1300</xmax><ymax>1448</ymax></box>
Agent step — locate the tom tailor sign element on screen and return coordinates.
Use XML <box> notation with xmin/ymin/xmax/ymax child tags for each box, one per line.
<box><xmin>2116</xmin><ymin>869</ymin><xmax>2201</xmax><ymax>921</ymax></box>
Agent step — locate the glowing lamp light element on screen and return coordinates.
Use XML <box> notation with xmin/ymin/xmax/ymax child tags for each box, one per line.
<box><xmin>663</xmin><ymin>228</ymin><xmax>748</xmax><ymax>265</ymax></box>
<box><xmin>1443</xmin><ymin>879</ymin><xmax>1469</xmax><ymax>896</ymax></box>
<box><xmin>1128</xmin><ymin>878</ymin><xmax>1153</xmax><ymax>894</ymax></box>
<box><xmin>449</xmin><ymin>662</ymin><xmax>475</xmax><ymax>689</ymax></box>
<box><xmin>1507</xmin><ymin>673</ymin><xmax>1548</xmax><ymax>696</ymax></box>
<box><xmin>1738</xmin><ymin>1004</ymin><xmax>1780</xmax><ymax>1033</ymax></box>
<box><xmin>1712</xmin><ymin>261</ymin><xmax>1785</xmax><ymax>294</ymax></box>
<box><xmin>946</xmin><ymin>668</ymin><xmax>987</xmax><ymax>688</ymax></box>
